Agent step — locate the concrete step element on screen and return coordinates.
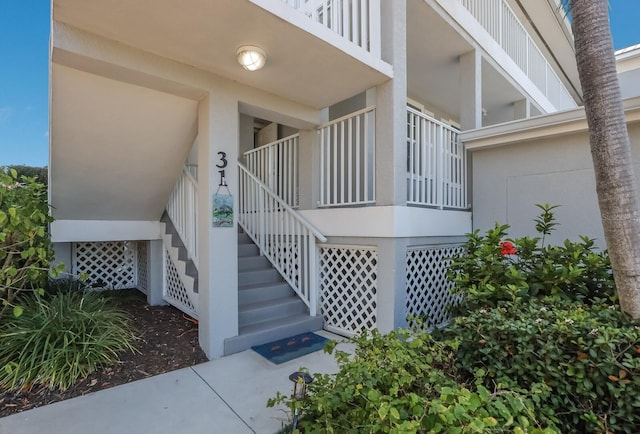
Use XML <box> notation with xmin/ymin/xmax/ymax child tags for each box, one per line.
<box><xmin>224</xmin><ymin>314</ymin><xmax>323</xmax><ymax>356</ymax></box>
<box><xmin>238</xmin><ymin>243</ymin><xmax>260</xmax><ymax>257</ymax></box>
<box><xmin>238</xmin><ymin>282</ymin><xmax>294</xmax><ymax>306</ymax></box>
<box><xmin>238</xmin><ymin>255</ymin><xmax>271</xmax><ymax>271</ymax></box>
<box><xmin>238</xmin><ymin>232</ymin><xmax>253</xmax><ymax>244</ymax></box>
<box><xmin>238</xmin><ymin>268</ymin><xmax>282</xmax><ymax>287</ymax></box>
<box><xmin>239</xmin><ymin>296</ymin><xmax>306</xmax><ymax>327</ymax></box>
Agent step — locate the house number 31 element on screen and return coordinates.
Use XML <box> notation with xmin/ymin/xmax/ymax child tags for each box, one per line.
<box><xmin>216</xmin><ymin>151</ymin><xmax>228</xmax><ymax>186</ymax></box>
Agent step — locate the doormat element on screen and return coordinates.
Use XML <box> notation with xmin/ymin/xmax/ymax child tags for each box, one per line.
<box><xmin>251</xmin><ymin>332</ymin><xmax>329</xmax><ymax>364</ymax></box>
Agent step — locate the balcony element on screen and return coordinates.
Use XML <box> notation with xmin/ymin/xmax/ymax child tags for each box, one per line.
<box><xmin>281</xmin><ymin>0</ymin><xmax>381</xmax><ymax>57</ymax></box>
<box><xmin>458</xmin><ymin>0</ymin><xmax>577</xmax><ymax>111</ymax></box>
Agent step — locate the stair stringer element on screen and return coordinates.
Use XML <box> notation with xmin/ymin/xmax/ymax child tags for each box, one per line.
<box><xmin>160</xmin><ymin>222</ymin><xmax>199</xmax><ymax>318</ymax></box>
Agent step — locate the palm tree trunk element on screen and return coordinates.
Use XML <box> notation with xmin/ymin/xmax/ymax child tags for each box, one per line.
<box><xmin>570</xmin><ymin>0</ymin><xmax>640</xmax><ymax>318</ymax></box>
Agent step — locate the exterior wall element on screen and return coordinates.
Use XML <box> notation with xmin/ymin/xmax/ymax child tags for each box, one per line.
<box><xmin>468</xmin><ymin>103</ymin><xmax>640</xmax><ymax>249</ymax></box>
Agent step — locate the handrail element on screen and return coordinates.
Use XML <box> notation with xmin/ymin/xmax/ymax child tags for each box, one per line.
<box><xmin>406</xmin><ymin>108</ymin><xmax>468</xmax><ymax>210</ymax></box>
<box><xmin>240</xmin><ymin>162</ymin><xmax>326</xmax><ymax>241</ymax></box>
<box><xmin>244</xmin><ymin>134</ymin><xmax>299</xmax><ymax>208</ymax></box>
<box><xmin>166</xmin><ymin>165</ymin><xmax>199</xmax><ymax>267</ymax></box>
<box><xmin>320</xmin><ymin>105</ymin><xmax>376</xmax><ymax>128</ymax></box>
<box><xmin>281</xmin><ymin>0</ymin><xmax>381</xmax><ymax>57</ymax></box>
<box><xmin>318</xmin><ymin>106</ymin><xmax>376</xmax><ymax>207</ymax></box>
<box><xmin>239</xmin><ymin>162</ymin><xmax>326</xmax><ymax>316</ymax></box>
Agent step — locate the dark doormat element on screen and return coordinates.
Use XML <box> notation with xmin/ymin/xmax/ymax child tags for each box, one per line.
<box><xmin>251</xmin><ymin>332</ymin><xmax>329</xmax><ymax>364</ymax></box>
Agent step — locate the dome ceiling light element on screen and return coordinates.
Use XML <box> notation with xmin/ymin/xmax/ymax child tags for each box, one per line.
<box><xmin>236</xmin><ymin>45</ymin><xmax>267</xmax><ymax>71</ymax></box>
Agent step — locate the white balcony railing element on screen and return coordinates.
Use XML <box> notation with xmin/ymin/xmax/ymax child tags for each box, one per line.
<box><xmin>166</xmin><ymin>165</ymin><xmax>199</xmax><ymax>266</ymax></box>
<box><xmin>407</xmin><ymin>108</ymin><xmax>467</xmax><ymax>210</ymax></box>
<box><xmin>318</xmin><ymin>106</ymin><xmax>376</xmax><ymax>207</ymax></box>
<box><xmin>244</xmin><ymin>134</ymin><xmax>299</xmax><ymax>208</ymax></box>
<box><xmin>239</xmin><ymin>163</ymin><xmax>326</xmax><ymax>315</ymax></box>
<box><xmin>282</xmin><ymin>0</ymin><xmax>381</xmax><ymax>57</ymax></box>
<box><xmin>460</xmin><ymin>0</ymin><xmax>576</xmax><ymax>111</ymax></box>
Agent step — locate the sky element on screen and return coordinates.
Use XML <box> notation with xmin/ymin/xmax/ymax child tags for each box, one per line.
<box><xmin>0</xmin><ymin>1</ymin><xmax>639</xmax><ymax>168</ymax></box>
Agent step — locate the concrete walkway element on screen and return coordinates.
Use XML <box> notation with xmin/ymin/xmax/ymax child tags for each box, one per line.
<box><xmin>0</xmin><ymin>331</ymin><xmax>352</xmax><ymax>434</ymax></box>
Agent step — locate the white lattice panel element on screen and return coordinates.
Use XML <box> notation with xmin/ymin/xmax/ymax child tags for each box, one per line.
<box><xmin>406</xmin><ymin>245</ymin><xmax>463</xmax><ymax>329</ymax></box>
<box><xmin>72</xmin><ymin>242</ymin><xmax>137</xmax><ymax>290</ymax></box>
<box><xmin>137</xmin><ymin>241</ymin><xmax>148</xmax><ymax>295</ymax></box>
<box><xmin>319</xmin><ymin>245</ymin><xmax>377</xmax><ymax>337</ymax></box>
<box><xmin>163</xmin><ymin>249</ymin><xmax>197</xmax><ymax>318</ymax></box>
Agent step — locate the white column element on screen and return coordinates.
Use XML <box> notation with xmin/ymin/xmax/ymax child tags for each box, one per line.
<box><xmin>460</xmin><ymin>49</ymin><xmax>483</xmax><ymax>130</ymax></box>
<box><xmin>197</xmin><ymin>94</ymin><xmax>239</xmax><ymax>359</ymax></box>
<box><xmin>146</xmin><ymin>239</ymin><xmax>166</xmax><ymax>306</ymax></box>
<box><xmin>297</xmin><ymin>129</ymin><xmax>320</xmax><ymax>210</ymax></box>
<box><xmin>375</xmin><ymin>0</ymin><xmax>407</xmax><ymax>206</ymax></box>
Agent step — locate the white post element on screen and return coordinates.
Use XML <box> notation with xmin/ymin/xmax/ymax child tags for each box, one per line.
<box><xmin>197</xmin><ymin>94</ymin><xmax>239</xmax><ymax>359</ymax></box>
<box><xmin>459</xmin><ymin>49</ymin><xmax>483</xmax><ymax>130</ymax></box>
<box><xmin>369</xmin><ymin>0</ymin><xmax>382</xmax><ymax>57</ymax></box>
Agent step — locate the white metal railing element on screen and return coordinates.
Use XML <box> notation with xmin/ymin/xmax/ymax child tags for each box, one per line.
<box><xmin>244</xmin><ymin>134</ymin><xmax>299</xmax><ymax>208</ymax></box>
<box><xmin>166</xmin><ymin>165</ymin><xmax>198</xmax><ymax>266</ymax></box>
<box><xmin>406</xmin><ymin>108</ymin><xmax>467</xmax><ymax>209</ymax></box>
<box><xmin>459</xmin><ymin>0</ymin><xmax>576</xmax><ymax>111</ymax></box>
<box><xmin>282</xmin><ymin>0</ymin><xmax>381</xmax><ymax>57</ymax></box>
<box><xmin>318</xmin><ymin>106</ymin><xmax>376</xmax><ymax>207</ymax></box>
<box><xmin>239</xmin><ymin>163</ymin><xmax>327</xmax><ymax>315</ymax></box>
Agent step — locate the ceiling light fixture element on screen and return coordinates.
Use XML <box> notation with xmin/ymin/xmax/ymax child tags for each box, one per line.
<box><xmin>236</xmin><ymin>45</ymin><xmax>267</xmax><ymax>71</ymax></box>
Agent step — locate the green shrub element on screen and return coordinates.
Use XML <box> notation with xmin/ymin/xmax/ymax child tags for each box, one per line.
<box><xmin>448</xmin><ymin>204</ymin><xmax>614</xmax><ymax>312</ymax></box>
<box><xmin>442</xmin><ymin>299</ymin><xmax>640</xmax><ymax>433</ymax></box>
<box><xmin>269</xmin><ymin>329</ymin><xmax>557</xmax><ymax>433</ymax></box>
<box><xmin>0</xmin><ymin>167</ymin><xmax>62</xmax><ymax>318</ymax></box>
<box><xmin>442</xmin><ymin>204</ymin><xmax>640</xmax><ymax>433</ymax></box>
<box><xmin>0</xmin><ymin>289</ymin><xmax>137</xmax><ymax>391</ymax></box>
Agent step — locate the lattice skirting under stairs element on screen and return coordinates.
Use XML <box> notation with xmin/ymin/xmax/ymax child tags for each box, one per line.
<box><xmin>405</xmin><ymin>244</ymin><xmax>464</xmax><ymax>329</ymax></box>
<box><xmin>72</xmin><ymin>241</ymin><xmax>138</xmax><ymax>289</ymax></box>
<box><xmin>163</xmin><ymin>248</ymin><xmax>197</xmax><ymax>318</ymax></box>
<box><xmin>319</xmin><ymin>245</ymin><xmax>378</xmax><ymax>337</ymax></box>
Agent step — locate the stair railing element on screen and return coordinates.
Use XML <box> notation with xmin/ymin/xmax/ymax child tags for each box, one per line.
<box><xmin>166</xmin><ymin>165</ymin><xmax>199</xmax><ymax>267</ymax></box>
<box><xmin>244</xmin><ymin>134</ymin><xmax>299</xmax><ymax>208</ymax></box>
<box><xmin>239</xmin><ymin>162</ymin><xmax>327</xmax><ymax>316</ymax></box>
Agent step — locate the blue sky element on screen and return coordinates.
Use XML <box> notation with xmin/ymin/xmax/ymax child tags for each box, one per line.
<box><xmin>0</xmin><ymin>1</ymin><xmax>639</xmax><ymax>168</ymax></box>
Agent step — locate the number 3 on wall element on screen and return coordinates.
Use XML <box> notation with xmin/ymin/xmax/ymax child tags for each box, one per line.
<box><xmin>216</xmin><ymin>152</ymin><xmax>228</xmax><ymax>186</ymax></box>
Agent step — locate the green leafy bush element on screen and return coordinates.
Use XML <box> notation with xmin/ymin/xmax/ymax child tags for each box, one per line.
<box><xmin>0</xmin><ymin>167</ymin><xmax>62</xmax><ymax>318</ymax></box>
<box><xmin>0</xmin><ymin>288</ymin><xmax>137</xmax><ymax>391</ymax></box>
<box><xmin>269</xmin><ymin>329</ymin><xmax>557</xmax><ymax>433</ymax></box>
<box><xmin>442</xmin><ymin>204</ymin><xmax>640</xmax><ymax>433</ymax></box>
<box><xmin>448</xmin><ymin>204</ymin><xmax>614</xmax><ymax>312</ymax></box>
<box><xmin>443</xmin><ymin>298</ymin><xmax>640</xmax><ymax>433</ymax></box>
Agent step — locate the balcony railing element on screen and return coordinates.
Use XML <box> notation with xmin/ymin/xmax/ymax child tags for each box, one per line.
<box><xmin>318</xmin><ymin>106</ymin><xmax>376</xmax><ymax>207</ymax></box>
<box><xmin>282</xmin><ymin>0</ymin><xmax>381</xmax><ymax>57</ymax></box>
<box><xmin>460</xmin><ymin>0</ymin><xmax>576</xmax><ymax>111</ymax></box>
<box><xmin>244</xmin><ymin>134</ymin><xmax>299</xmax><ymax>208</ymax></box>
<box><xmin>407</xmin><ymin>108</ymin><xmax>468</xmax><ymax>210</ymax></box>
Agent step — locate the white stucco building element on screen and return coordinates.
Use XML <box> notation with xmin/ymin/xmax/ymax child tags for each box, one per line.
<box><xmin>49</xmin><ymin>0</ymin><xmax>587</xmax><ymax>359</ymax></box>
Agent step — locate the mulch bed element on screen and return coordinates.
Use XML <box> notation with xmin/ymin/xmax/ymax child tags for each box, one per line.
<box><xmin>0</xmin><ymin>289</ymin><xmax>208</xmax><ymax>417</ymax></box>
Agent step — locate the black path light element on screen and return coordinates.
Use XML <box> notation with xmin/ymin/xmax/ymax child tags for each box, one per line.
<box><xmin>289</xmin><ymin>371</ymin><xmax>313</xmax><ymax>430</ymax></box>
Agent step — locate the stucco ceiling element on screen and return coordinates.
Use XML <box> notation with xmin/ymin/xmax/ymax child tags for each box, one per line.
<box><xmin>50</xmin><ymin>64</ymin><xmax>198</xmax><ymax>221</ymax></box>
<box><xmin>53</xmin><ymin>0</ymin><xmax>392</xmax><ymax>110</ymax></box>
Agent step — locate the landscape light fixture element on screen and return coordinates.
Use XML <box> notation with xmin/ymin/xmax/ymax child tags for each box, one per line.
<box><xmin>289</xmin><ymin>371</ymin><xmax>313</xmax><ymax>429</ymax></box>
<box><xmin>236</xmin><ymin>45</ymin><xmax>267</xmax><ymax>71</ymax></box>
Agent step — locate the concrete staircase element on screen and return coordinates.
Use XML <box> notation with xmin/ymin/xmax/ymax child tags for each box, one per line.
<box><xmin>224</xmin><ymin>229</ymin><xmax>323</xmax><ymax>355</ymax></box>
<box><xmin>159</xmin><ymin>213</ymin><xmax>198</xmax><ymax>315</ymax></box>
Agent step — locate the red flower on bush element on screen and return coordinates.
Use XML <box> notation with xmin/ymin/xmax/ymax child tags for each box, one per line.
<box><xmin>500</xmin><ymin>241</ymin><xmax>516</xmax><ymax>255</ymax></box>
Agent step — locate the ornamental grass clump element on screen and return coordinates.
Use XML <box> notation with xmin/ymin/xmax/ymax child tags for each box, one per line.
<box><xmin>0</xmin><ymin>289</ymin><xmax>137</xmax><ymax>391</ymax></box>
